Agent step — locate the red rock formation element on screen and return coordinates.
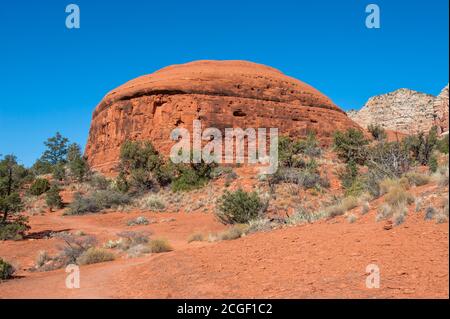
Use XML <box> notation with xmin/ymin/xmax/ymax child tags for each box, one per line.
<box><xmin>85</xmin><ymin>60</ymin><xmax>361</xmax><ymax>172</ymax></box>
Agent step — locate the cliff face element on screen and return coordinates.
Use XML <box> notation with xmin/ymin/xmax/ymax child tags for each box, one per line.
<box><xmin>85</xmin><ymin>60</ymin><xmax>361</xmax><ymax>172</ymax></box>
<box><xmin>348</xmin><ymin>85</ymin><xmax>449</xmax><ymax>135</ymax></box>
<box><xmin>434</xmin><ymin>85</ymin><xmax>449</xmax><ymax>134</ymax></box>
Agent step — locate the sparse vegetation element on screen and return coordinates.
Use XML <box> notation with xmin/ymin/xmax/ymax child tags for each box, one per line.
<box><xmin>138</xmin><ymin>194</ymin><xmax>166</xmax><ymax>212</ymax></box>
<box><xmin>29</xmin><ymin>178</ymin><xmax>50</xmax><ymax>196</ymax></box>
<box><xmin>77</xmin><ymin>247</ymin><xmax>115</xmax><ymax>265</ymax></box>
<box><xmin>148</xmin><ymin>239</ymin><xmax>173</xmax><ymax>253</ymax></box>
<box><xmin>127</xmin><ymin>216</ymin><xmax>149</xmax><ymax>226</ymax></box>
<box><xmin>187</xmin><ymin>233</ymin><xmax>204</xmax><ymax>243</ymax></box>
<box><xmin>64</xmin><ymin>190</ymin><xmax>130</xmax><ymax>215</ymax></box>
<box><xmin>216</xmin><ymin>189</ymin><xmax>267</xmax><ymax>224</ymax></box>
<box><xmin>333</xmin><ymin>128</ymin><xmax>369</xmax><ymax>164</ymax></box>
<box><xmin>425</xmin><ymin>206</ymin><xmax>437</xmax><ymax>221</ymax></box>
<box><xmin>45</xmin><ymin>184</ymin><xmax>63</xmax><ymax>211</ymax></box>
<box><xmin>0</xmin><ymin>258</ymin><xmax>15</xmax><ymax>280</ymax></box>
<box><xmin>368</xmin><ymin>124</ymin><xmax>387</xmax><ymax>141</ymax></box>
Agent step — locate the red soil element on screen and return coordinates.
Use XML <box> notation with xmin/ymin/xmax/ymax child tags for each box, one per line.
<box><xmin>0</xmin><ymin>182</ymin><xmax>447</xmax><ymax>299</ymax></box>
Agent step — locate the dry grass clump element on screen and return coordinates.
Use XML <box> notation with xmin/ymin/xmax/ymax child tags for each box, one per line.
<box><xmin>127</xmin><ymin>216</ymin><xmax>150</xmax><ymax>226</ymax></box>
<box><xmin>384</xmin><ymin>185</ymin><xmax>414</xmax><ymax>208</ymax></box>
<box><xmin>435</xmin><ymin>165</ymin><xmax>449</xmax><ymax>186</ymax></box>
<box><xmin>209</xmin><ymin>224</ymin><xmax>248</xmax><ymax>242</ymax></box>
<box><xmin>148</xmin><ymin>239</ymin><xmax>173</xmax><ymax>253</ymax></box>
<box><xmin>324</xmin><ymin>196</ymin><xmax>358</xmax><ymax>218</ymax></box>
<box><xmin>379</xmin><ymin>178</ymin><xmax>410</xmax><ymax>196</ymax></box>
<box><xmin>187</xmin><ymin>233</ymin><xmax>204</xmax><ymax>243</ymax></box>
<box><xmin>138</xmin><ymin>194</ymin><xmax>167</xmax><ymax>212</ymax></box>
<box><xmin>77</xmin><ymin>248</ymin><xmax>115</xmax><ymax>265</ymax></box>
<box><xmin>347</xmin><ymin>214</ymin><xmax>357</xmax><ymax>223</ymax></box>
<box><xmin>405</xmin><ymin>172</ymin><xmax>431</xmax><ymax>187</ymax></box>
<box><xmin>246</xmin><ymin>218</ymin><xmax>274</xmax><ymax>233</ymax></box>
<box><xmin>361</xmin><ymin>201</ymin><xmax>370</xmax><ymax>215</ymax></box>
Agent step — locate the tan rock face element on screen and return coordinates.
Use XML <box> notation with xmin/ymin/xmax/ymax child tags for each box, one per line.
<box><xmin>434</xmin><ymin>84</ymin><xmax>449</xmax><ymax>134</ymax></box>
<box><xmin>348</xmin><ymin>86</ymin><xmax>449</xmax><ymax>135</ymax></box>
<box><xmin>85</xmin><ymin>60</ymin><xmax>361</xmax><ymax>172</ymax></box>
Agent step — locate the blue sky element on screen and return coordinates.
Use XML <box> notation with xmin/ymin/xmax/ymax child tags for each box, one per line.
<box><xmin>0</xmin><ymin>0</ymin><xmax>448</xmax><ymax>166</ymax></box>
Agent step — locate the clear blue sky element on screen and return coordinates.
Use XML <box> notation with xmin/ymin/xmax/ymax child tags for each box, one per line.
<box><xmin>0</xmin><ymin>0</ymin><xmax>448</xmax><ymax>166</ymax></box>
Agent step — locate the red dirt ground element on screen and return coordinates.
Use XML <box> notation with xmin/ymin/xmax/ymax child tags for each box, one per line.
<box><xmin>0</xmin><ymin>182</ymin><xmax>448</xmax><ymax>299</ymax></box>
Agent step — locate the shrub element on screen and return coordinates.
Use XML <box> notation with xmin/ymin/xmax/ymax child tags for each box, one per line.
<box><xmin>325</xmin><ymin>197</ymin><xmax>358</xmax><ymax>218</ymax></box>
<box><xmin>35</xmin><ymin>251</ymin><xmax>51</xmax><ymax>269</ymax></box>
<box><xmin>436</xmin><ymin>135</ymin><xmax>449</xmax><ymax>154</ymax></box>
<box><xmin>246</xmin><ymin>218</ymin><xmax>273</xmax><ymax>234</ymax></box>
<box><xmin>435</xmin><ymin>213</ymin><xmax>448</xmax><ymax>224</ymax></box>
<box><xmin>436</xmin><ymin>165</ymin><xmax>449</xmax><ymax>186</ymax></box>
<box><xmin>405</xmin><ymin>172</ymin><xmax>431</xmax><ymax>187</ymax></box>
<box><xmin>46</xmin><ymin>185</ymin><xmax>63</xmax><ymax>211</ymax></box>
<box><xmin>116</xmin><ymin>231</ymin><xmax>150</xmax><ymax>250</ymax></box>
<box><xmin>347</xmin><ymin>214</ymin><xmax>357</xmax><ymax>223</ymax></box>
<box><xmin>424</xmin><ymin>206</ymin><xmax>437</xmax><ymax>221</ymax></box>
<box><xmin>385</xmin><ymin>186</ymin><xmax>414</xmax><ymax>208</ymax></box>
<box><xmin>127</xmin><ymin>216</ymin><xmax>149</xmax><ymax>226</ymax></box>
<box><xmin>333</xmin><ymin>128</ymin><xmax>369</xmax><ymax>164</ymax></box>
<box><xmin>212</xmin><ymin>224</ymin><xmax>248</xmax><ymax>241</ymax></box>
<box><xmin>361</xmin><ymin>201</ymin><xmax>370</xmax><ymax>215</ymax></box>
<box><xmin>148</xmin><ymin>239</ymin><xmax>173</xmax><ymax>253</ymax></box>
<box><xmin>216</xmin><ymin>189</ymin><xmax>267</xmax><ymax>224</ymax></box>
<box><xmin>0</xmin><ymin>258</ymin><xmax>15</xmax><ymax>280</ymax></box>
<box><xmin>376</xmin><ymin>204</ymin><xmax>393</xmax><ymax>222</ymax></box>
<box><xmin>171</xmin><ymin>166</ymin><xmax>209</xmax><ymax>192</ymax></box>
<box><xmin>29</xmin><ymin>178</ymin><xmax>50</xmax><ymax>196</ymax></box>
<box><xmin>77</xmin><ymin>248</ymin><xmax>115</xmax><ymax>265</ymax></box>
<box><xmin>67</xmin><ymin>143</ymin><xmax>90</xmax><ymax>182</ymax></box>
<box><xmin>0</xmin><ymin>216</ymin><xmax>30</xmax><ymax>240</ymax></box>
<box><xmin>403</xmin><ymin>126</ymin><xmax>438</xmax><ymax>165</ymax></box>
<box><xmin>64</xmin><ymin>190</ymin><xmax>130</xmax><ymax>215</ymax></box>
<box><xmin>366</xmin><ymin>141</ymin><xmax>411</xmax><ymax>179</ymax></box>
<box><xmin>187</xmin><ymin>233</ymin><xmax>204</xmax><ymax>243</ymax></box>
<box><xmin>269</xmin><ymin>167</ymin><xmax>329</xmax><ymax>190</ymax></box>
<box><xmin>138</xmin><ymin>194</ymin><xmax>166</xmax><ymax>212</ymax></box>
<box><xmin>368</xmin><ymin>124</ymin><xmax>387</xmax><ymax>141</ymax></box>
<box><xmin>393</xmin><ymin>209</ymin><xmax>407</xmax><ymax>226</ymax></box>
<box><xmin>55</xmin><ymin>233</ymin><xmax>97</xmax><ymax>265</ymax></box>
<box><xmin>89</xmin><ymin>174</ymin><xmax>111</xmax><ymax>191</ymax></box>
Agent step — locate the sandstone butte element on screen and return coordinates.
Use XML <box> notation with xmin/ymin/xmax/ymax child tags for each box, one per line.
<box><xmin>85</xmin><ymin>60</ymin><xmax>362</xmax><ymax>172</ymax></box>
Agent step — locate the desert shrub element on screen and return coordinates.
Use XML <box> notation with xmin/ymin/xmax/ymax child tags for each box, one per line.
<box><xmin>246</xmin><ymin>218</ymin><xmax>274</xmax><ymax>233</ymax></box>
<box><xmin>405</xmin><ymin>172</ymin><xmax>431</xmax><ymax>187</ymax></box>
<box><xmin>127</xmin><ymin>216</ymin><xmax>149</xmax><ymax>226</ymax></box>
<box><xmin>211</xmin><ymin>224</ymin><xmax>248</xmax><ymax>241</ymax></box>
<box><xmin>424</xmin><ymin>206</ymin><xmax>437</xmax><ymax>221</ymax></box>
<box><xmin>46</xmin><ymin>184</ymin><xmax>63</xmax><ymax>211</ymax></box>
<box><xmin>67</xmin><ymin>143</ymin><xmax>90</xmax><ymax>182</ymax></box>
<box><xmin>428</xmin><ymin>155</ymin><xmax>438</xmax><ymax>173</ymax></box>
<box><xmin>333</xmin><ymin>128</ymin><xmax>369</xmax><ymax>164</ymax></box>
<box><xmin>287</xmin><ymin>206</ymin><xmax>317</xmax><ymax>224</ymax></box>
<box><xmin>269</xmin><ymin>167</ymin><xmax>329</xmax><ymax>190</ymax></box>
<box><xmin>376</xmin><ymin>203</ymin><xmax>393</xmax><ymax>221</ymax></box>
<box><xmin>55</xmin><ymin>233</ymin><xmax>97</xmax><ymax>265</ymax></box>
<box><xmin>347</xmin><ymin>214</ymin><xmax>357</xmax><ymax>223</ymax></box>
<box><xmin>187</xmin><ymin>233</ymin><xmax>204</xmax><ymax>243</ymax></box>
<box><xmin>148</xmin><ymin>239</ymin><xmax>173</xmax><ymax>253</ymax></box>
<box><xmin>415</xmin><ymin>198</ymin><xmax>423</xmax><ymax>213</ymax></box>
<box><xmin>0</xmin><ymin>258</ymin><xmax>15</xmax><ymax>280</ymax></box>
<box><xmin>216</xmin><ymin>189</ymin><xmax>267</xmax><ymax>224</ymax></box>
<box><xmin>65</xmin><ymin>190</ymin><xmax>130</xmax><ymax>215</ymax></box>
<box><xmin>89</xmin><ymin>174</ymin><xmax>111</xmax><ymax>191</ymax></box>
<box><xmin>171</xmin><ymin>159</ymin><xmax>216</xmax><ymax>192</ymax></box>
<box><xmin>116</xmin><ymin>231</ymin><xmax>150</xmax><ymax>250</ymax></box>
<box><xmin>403</xmin><ymin>126</ymin><xmax>439</xmax><ymax>165</ymax></box>
<box><xmin>436</xmin><ymin>165</ymin><xmax>449</xmax><ymax>186</ymax></box>
<box><xmin>436</xmin><ymin>135</ymin><xmax>449</xmax><ymax>154</ymax></box>
<box><xmin>77</xmin><ymin>247</ymin><xmax>115</xmax><ymax>265</ymax></box>
<box><xmin>366</xmin><ymin>141</ymin><xmax>412</xmax><ymax>179</ymax></box>
<box><xmin>379</xmin><ymin>177</ymin><xmax>409</xmax><ymax>195</ymax></box>
<box><xmin>52</xmin><ymin>163</ymin><xmax>66</xmax><ymax>182</ymax></box>
<box><xmin>361</xmin><ymin>201</ymin><xmax>370</xmax><ymax>215</ymax></box>
<box><xmin>368</xmin><ymin>124</ymin><xmax>387</xmax><ymax>141</ymax></box>
<box><xmin>29</xmin><ymin>178</ymin><xmax>50</xmax><ymax>196</ymax></box>
<box><xmin>325</xmin><ymin>197</ymin><xmax>359</xmax><ymax>218</ymax></box>
<box><xmin>435</xmin><ymin>213</ymin><xmax>448</xmax><ymax>224</ymax></box>
<box><xmin>393</xmin><ymin>205</ymin><xmax>408</xmax><ymax>226</ymax></box>
<box><xmin>138</xmin><ymin>194</ymin><xmax>166</xmax><ymax>212</ymax></box>
<box><xmin>384</xmin><ymin>185</ymin><xmax>414</xmax><ymax>208</ymax></box>
<box><xmin>0</xmin><ymin>216</ymin><xmax>30</xmax><ymax>240</ymax></box>
<box><xmin>35</xmin><ymin>251</ymin><xmax>51</xmax><ymax>269</ymax></box>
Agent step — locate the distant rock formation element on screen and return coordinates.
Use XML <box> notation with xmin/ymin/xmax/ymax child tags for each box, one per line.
<box><xmin>85</xmin><ymin>60</ymin><xmax>361</xmax><ymax>172</ymax></box>
<box><xmin>434</xmin><ymin>85</ymin><xmax>449</xmax><ymax>134</ymax></box>
<box><xmin>348</xmin><ymin>85</ymin><xmax>449</xmax><ymax>135</ymax></box>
